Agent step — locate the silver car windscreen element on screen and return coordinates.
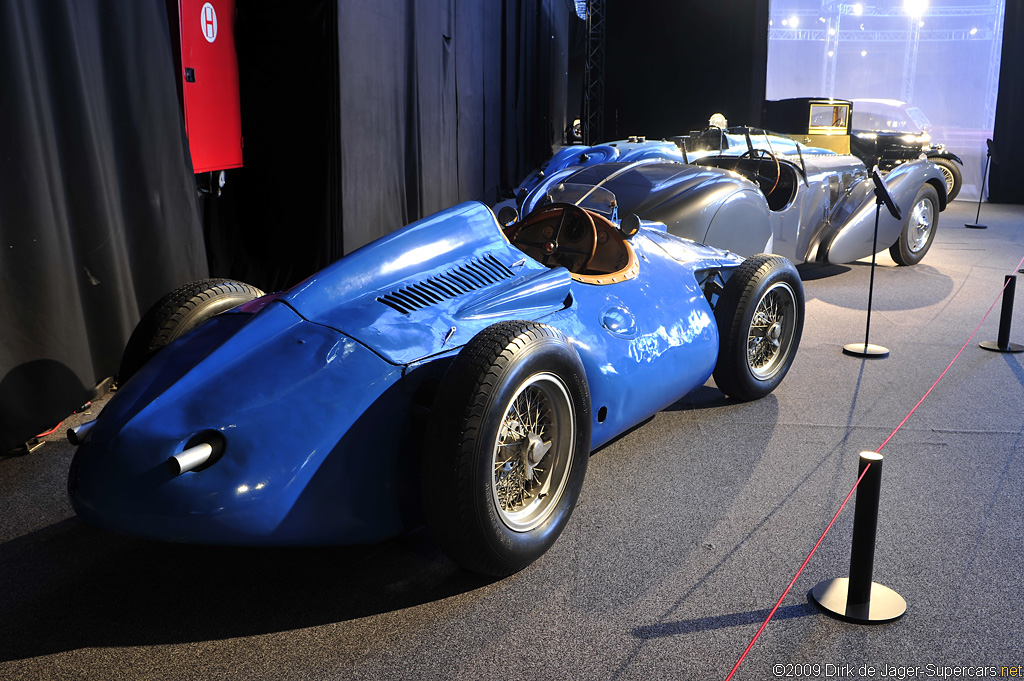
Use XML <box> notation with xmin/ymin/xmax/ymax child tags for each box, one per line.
<box><xmin>544</xmin><ymin>183</ymin><xmax>617</xmax><ymax>216</ymax></box>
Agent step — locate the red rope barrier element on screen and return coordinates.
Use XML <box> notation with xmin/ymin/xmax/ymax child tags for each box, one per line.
<box><xmin>722</xmin><ymin>463</ymin><xmax>872</xmax><ymax>681</ymax></box>
<box><xmin>877</xmin><ymin>255</ymin><xmax>1024</xmax><ymax>452</ymax></box>
<box><xmin>724</xmin><ymin>252</ymin><xmax>1024</xmax><ymax>680</ymax></box>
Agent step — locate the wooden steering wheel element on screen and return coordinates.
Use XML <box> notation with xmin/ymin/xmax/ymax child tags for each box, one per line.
<box><xmin>506</xmin><ymin>203</ymin><xmax>597</xmax><ymax>274</ymax></box>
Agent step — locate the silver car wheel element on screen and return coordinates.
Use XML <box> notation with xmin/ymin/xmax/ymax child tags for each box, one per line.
<box><xmin>492</xmin><ymin>372</ymin><xmax>574</xmax><ymax>533</ymax></box>
<box><xmin>938</xmin><ymin>165</ymin><xmax>954</xmax><ymax>194</ymax></box>
<box><xmin>747</xmin><ymin>282</ymin><xmax>798</xmax><ymax>381</ymax></box>
<box><xmin>908</xmin><ymin>197</ymin><xmax>934</xmax><ymax>253</ymax></box>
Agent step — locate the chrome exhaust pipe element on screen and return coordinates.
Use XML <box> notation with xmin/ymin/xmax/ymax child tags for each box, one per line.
<box><xmin>168</xmin><ymin>443</ymin><xmax>214</xmax><ymax>475</ymax></box>
<box><xmin>67</xmin><ymin>420</ymin><xmax>97</xmax><ymax>446</ymax></box>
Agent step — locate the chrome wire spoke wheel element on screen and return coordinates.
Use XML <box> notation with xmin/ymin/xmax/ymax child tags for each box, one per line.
<box><xmin>746</xmin><ymin>282</ymin><xmax>798</xmax><ymax>380</ymax></box>
<box><xmin>713</xmin><ymin>254</ymin><xmax>804</xmax><ymax>400</ymax></box>
<box><xmin>939</xmin><ymin>165</ymin><xmax>954</xmax><ymax>194</ymax></box>
<box><xmin>422</xmin><ymin>320</ymin><xmax>590</xmax><ymax>576</ymax></box>
<box><xmin>908</xmin><ymin>197</ymin><xmax>934</xmax><ymax>253</ymax></box>
<box><xmin>492</xmin><ymin>372</ymin><xmax>574</xmax><ymax>532</ymax></box>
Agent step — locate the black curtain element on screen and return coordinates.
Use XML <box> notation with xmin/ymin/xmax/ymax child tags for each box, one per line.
<box><xmin>201</xmin><ymin>0</ymin><xmax>337</xmax><ymax>293</ymax></box>
<box><xmin>0</xmin><ymin>0</ymin><xmax>579</xmax><ymax>450</ymax></box>
<box><xmin>335</xmin><ymin>0</ymin><xmax>573</xmax><ymax>253</ymax></box>
<box><xmin>605</xmin><ymin>0</ymin><xmax>769</xmax><ymax>138</ymax></box>
<box><xmin>204</xmin><ymin>0</ymin><xmax>573</xmax><ymax>282</ymax></box>
<box><xmin>0</xmin><ymin>0</ymin><xmax>207</xmax><ymax>452</ymax></box>
<box><xmin>989</xmin><ymin>0</ymin><xmax>1024</xmax><ymax>204</ymax></box>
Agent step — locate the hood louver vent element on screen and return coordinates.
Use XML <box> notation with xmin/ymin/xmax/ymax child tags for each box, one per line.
<box><xmin>376</xmin><ymin>254</ymin><xmax>515</xmax><ymax>314</ymax></box>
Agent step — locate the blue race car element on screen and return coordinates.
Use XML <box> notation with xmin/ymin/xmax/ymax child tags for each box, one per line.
<box><xmin>68</xmin><ymin>192</ymin><xmax>804</xmax><ymax>576</ymax></box>
<box><xmin>514</xmin><ymin>126</ymin><xmax>835</xmax><ymax>198</ymax></box>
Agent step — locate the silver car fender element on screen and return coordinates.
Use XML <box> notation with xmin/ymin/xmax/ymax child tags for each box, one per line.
<box><xmin>817</xmin><ymin>159</ymin><xmax>946</xmax><ymax>264</ymax></box>
<box><xmin>702</xmin><ymin>186</ymin><xmax>773</xmax><ymax>257</ymax></box>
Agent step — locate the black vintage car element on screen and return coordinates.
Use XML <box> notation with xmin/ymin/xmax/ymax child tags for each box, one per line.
<box><xmin>848</xmin><ymin>98</ymin><xmax>963</xmax><ymax>201</ymax></box>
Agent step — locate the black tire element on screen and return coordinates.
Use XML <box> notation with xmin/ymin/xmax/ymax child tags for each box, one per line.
<box><xmin>713</xmin><ymin>254</ymin><xmax>804</xmax><ymax>401</ymax></box>
<box><xmin>421</xmin><ymin>320</ymin><xmax>591</xmax><ymax>577</ymax></box>
<box><xmin>889</xmin><ymin>184</ymin><xmax>939</xmax><ymax>266</ymax></box>
<box><xmin>118</xmin><ymin>278</ymin><xmax>264</xmax><ymax>384</ymax></box>
<box><xmin>931</xmin><ymin>157</ymin><xmax>962</xmax><ymax>202</ymax></box>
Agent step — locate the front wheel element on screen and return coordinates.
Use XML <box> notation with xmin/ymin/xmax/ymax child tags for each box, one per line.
<box><xmin>713</xmin><ymin>254</ymin><xmax>804</xmax><ymax>401</ymax></box>
<box><xmin>889</xmin><ymin>184</ymin><xmax>939</xmax><ymax>266</ymax></box>
<box><xmin>421</xmin><ymin>321</ymin><xmax>591</xmax><ymax>577</ymax></box>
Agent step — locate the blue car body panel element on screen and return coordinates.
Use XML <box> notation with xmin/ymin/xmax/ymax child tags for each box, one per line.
<box><xmin>69</xmin><ymin>201</ymin><xmax>744</xmax><ymax>545</ymax></box>
<box><xmin>517</xmin><ymin>133</ymin><xmax>833</xmax><ymax>197</ymax></box>
<box><xmin>279</xmin><ymin>201</ymin><xmax>572</xmax><ymax>366</ymax></box>
<box><xmin>519</xmin><ymin>139</ymin><xmax>687</xmax><ymax>194</ymax></box>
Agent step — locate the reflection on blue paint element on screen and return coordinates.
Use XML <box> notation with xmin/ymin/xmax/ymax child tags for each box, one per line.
<box><xmin>628</xmin><ymin>309</ymin><xmax>712</xmax><ymax>364</ymax></box>
<box><xmin>381</xmin><ymin>240</ymin><xmax>459</xmax><ymax>274</ymax></box>
<box><xmin>236</xmin><ymin>481</ymin><xmax>267</xmax><ymax>496</ymax></box>
<box><xmin>326</xmin><ymin>338</ymin><xmax>357</xmax><ymax>365</ymax></box>
<box><xmin>601</xmin><ymin>304</ymin><xmax>637</xmax><ymax>338</ymax></box>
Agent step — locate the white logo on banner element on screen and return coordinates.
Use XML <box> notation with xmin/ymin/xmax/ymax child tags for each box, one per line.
<box><xmin>201</xmin><ymin>3</ymin><xmax>218</xmax><ymax>43</ymax></box>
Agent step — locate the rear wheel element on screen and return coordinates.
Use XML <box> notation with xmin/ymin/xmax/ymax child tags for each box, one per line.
<box><xmin>713</xmin><ymin>254</ymin><xmax>804</xmax><ymax>401</ymax></box>
<box><xmin>889</xmin><ymin>184</ymin><xmax>939</xmax><ymax>266</ymax></box>
<box><xmin>421</xmin><ymin>321</ymin><xmax>591</xmax><ymax>576</ymax></box>
<box><xmin>931</xmin><ymin>157</ymin><xmax>962</xmax><ymax>202</ymax></box>
<box><xmin>118</xmin><ymin>278</ymin><xmax>264</xmax><ymax>384</ymax></box>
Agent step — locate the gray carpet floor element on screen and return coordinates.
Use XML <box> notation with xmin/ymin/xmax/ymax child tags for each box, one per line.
<box><xmin>2</xmin><ymin>199</ymin><xmax>1022</xmax><ymax>680</ymax></box>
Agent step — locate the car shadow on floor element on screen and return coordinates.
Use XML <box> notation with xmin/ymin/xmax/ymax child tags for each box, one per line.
<box><xmin>632</xmin><ymin>601</ymin><xmax>817</xmax><ymax>639</ymax></box>
<box><xmin>797</xmin><ymin>262</ymin><xmax>852</xmax><ymax>281</ymax></box>
<box><xmin>0</xmin><ymin>517</ymin><xmax>483</xmax><ymax>661</ymax></box>
<box><xmin>800</xmin><ymin>260</ymin><xmax>954</xmax><ymax>312</ymax></box>
<box><xmin>662</xmin><ymin>384</ymin><xmax>733</xmax><ymax>411</ymax></box>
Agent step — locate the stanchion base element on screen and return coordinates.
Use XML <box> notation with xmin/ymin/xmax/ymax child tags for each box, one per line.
<box><xmin>965</xmin><ymin>223</ymin><xmax>988</xmax><ymax>229</ymax></box>
<box><xmin>979</xmin><ymin>340</ymin><xmax>1024</xmax><ymax>353</ymax></box>
<box><xmin>810</xmin><ymin>577</ymin><xmax>906</xmax><ymax>624</ymax></box>
<box><xmin>842</xmin><ymin>343</ymin><xmax>890</xmax><ymax>358</ymax></box>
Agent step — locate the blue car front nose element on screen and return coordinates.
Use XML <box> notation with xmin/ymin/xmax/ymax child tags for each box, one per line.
<box><xmin>68</xmin><ymin>302</ymin><xmax>408</xmax><ymax>545</ymax></box>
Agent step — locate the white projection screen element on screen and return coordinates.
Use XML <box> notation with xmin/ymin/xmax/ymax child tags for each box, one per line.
<box><xmin>767</xmin><ymin>0</ymin><xmax>1005</xmax><ymax>201</ymax></box>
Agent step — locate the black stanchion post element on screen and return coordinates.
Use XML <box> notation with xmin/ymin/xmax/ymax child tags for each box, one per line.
<box><xmin>966</xmin><ymin>139</ymin><xmax>992</xmax><ymax>229</ymax></box>
<box><xmin>847</xmin><ymin>453</ymin><xmax>883</xmax><ymax>609</ymax></box>
<box><xmin>980</xmin><ymin>275</ymin><xmax>1024</xmax><ymax>353</ymax></box>
<box><xmin>844</xmin><ymin>168</ymin><xmax>894</xmax><ymax>358</ymax></box>
<box><xmin>811</xmin><ymin>451</ymin><xmax>906</xmax><ymax>624</ymax></box>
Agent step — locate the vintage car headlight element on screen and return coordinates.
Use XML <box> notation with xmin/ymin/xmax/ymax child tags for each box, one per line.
<box><xmin>901</xmin><ymin>133</ymin><xmax>928</xmax><ymax>144</ymax></box>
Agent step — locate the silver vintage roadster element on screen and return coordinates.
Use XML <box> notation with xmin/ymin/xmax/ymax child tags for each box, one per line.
<box><xmin>520</xmin><ymin>128</ymin><xmax>946</xmax><ymax>267</ymax></box>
